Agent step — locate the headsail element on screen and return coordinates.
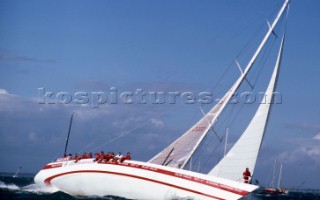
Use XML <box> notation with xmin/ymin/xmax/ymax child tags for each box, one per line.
<box><xmin>148</xmin><ymin>90</ymin><xmax>235</xmax><ymax>168</ymax></box>
<box><xmin>149</xmin><ymin>0</ymin><xmax>289</xmax><ymax>169</ymax></box>
<box><xmin>208</xmin><ymin>32</ymin><xmax>286</xmax><ymax>181</ymax></box>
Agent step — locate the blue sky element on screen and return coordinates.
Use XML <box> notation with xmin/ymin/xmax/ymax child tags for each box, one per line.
<box><xmin>1</xmin><ymin>0</ymin><xmax>320</xmax><ymax>189</ymax></box>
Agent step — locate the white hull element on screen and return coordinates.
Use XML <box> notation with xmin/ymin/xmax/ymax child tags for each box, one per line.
<box><xmin>35</xmin><ymin>159</ymin><xmax>258</xmax><ymax>200</ymax></box>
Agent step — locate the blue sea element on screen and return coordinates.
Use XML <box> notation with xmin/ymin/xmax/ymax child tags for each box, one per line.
<box><xmin>1</xmin><ymin>173</ymin><xmax>319</xmax><ymax>200</ymax></box>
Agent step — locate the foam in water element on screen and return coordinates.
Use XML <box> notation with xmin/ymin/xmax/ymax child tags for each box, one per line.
<box><xmin>22</xmin><ymin>183</ymin><xmax>59</xmax><ymax>194</ymax></box>
<box><xmin>0</xmin><ymin>180</ymin><xmax>20</xmax><ymax>190</ymax></box>
<box><xmin>0</xmin><ymin>180</ymin><xmax>58</xmax><ymax>194</ymax></box>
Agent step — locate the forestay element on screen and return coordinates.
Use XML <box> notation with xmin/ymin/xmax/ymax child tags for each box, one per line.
<box><xmin>148</xmin><ymin>0</ymin><xmax>289</xmax><ymax>169</ymax></box>
<box><xmin>208</xmin><ymin>32</ymin><xmax>286</xmax><ymax>181</ymax></box>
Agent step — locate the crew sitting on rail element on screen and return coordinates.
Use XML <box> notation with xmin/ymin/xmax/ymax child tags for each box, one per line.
<box><xmin>80</xmin><ymin>152</ymin><xmax>87</xmax><ymax>159</ymax></box>
<box><xmin>91</xmin><ymin>151</ymin><xmax>132</xmax><ymax>163</ymax></box>
<box><xmin>74</xmin><ymin>153</ymin><xmax>78</xmax><ymax>161</ymax></box>
<box><xmin>94</xmin><ymin>151</ymin><xmax>104</xmax><ymax>162</ymax></box>
<box><xmin>114</xmin><ymin>152</ymin><xmax>123</xmax><ymax>163</ymax></box>
<box><xmin>88</xmin><ymin>152</ymin><xmax>93</xmax><ymax>159</ymax></box>
<box><xmin>58</xmin><ymin>151</ymin><xmax>132</xmax><ymax>164</ymax></box>
<box><xmin>120</xmin><ymin>152</ymin><xmax>131</xmax><ymax>162</ymax></box>
<box><xmin>104</xmin><ymin>152</ymin><xmax>115</xmax><ymax>162</ymax></box>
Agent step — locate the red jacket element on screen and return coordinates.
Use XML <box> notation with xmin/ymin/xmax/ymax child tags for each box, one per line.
<box><xmin>243</xmin><ymin>170</ymin><xmax>251</xmax><ymax>179</ymax></box>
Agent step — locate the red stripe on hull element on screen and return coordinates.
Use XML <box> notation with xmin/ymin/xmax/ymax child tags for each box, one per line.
<box><xmin>100</xmin><ymin>162</ymin><xmax>249</xmax><ymax>196</ymax></box>
<box><xmin>42</xmin><ymin>163</ymin><xmax>63</xmax><ymax>170</ymax></box>
<box><xmin>41</xmin><ymin>160</ymin><xmax>251</xmax><ymax>197</ymax></box>
<box><xmin>44</xmin><ymin>170</ymin><xmax>225</xmax><ymax>200</ymax></box>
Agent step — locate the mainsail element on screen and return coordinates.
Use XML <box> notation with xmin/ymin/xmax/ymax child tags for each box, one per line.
<box><xmin>208</xmin><ymin>32</ymin><xmax>286</xmax><ymax>181</ymax></box>
<box><xmin>149</xmin><ymin>0</ymin><xmax>289</xmax><ymax>169</ymax></box>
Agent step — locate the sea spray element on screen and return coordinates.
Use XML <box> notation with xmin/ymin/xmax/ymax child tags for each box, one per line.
<box><xmin>0</xmin><ymin>181</ymin><xmax>20</xmax><ymax>191</ymax></box>
<box><xmin>22</xmin><ymin>183</ymin><xmax>59</xmax><ymax>194</ymax></box>
<box><xmin>0</xmin><ymin>180</ymin><xmax>58</xmax><ymax>194</ymax></box>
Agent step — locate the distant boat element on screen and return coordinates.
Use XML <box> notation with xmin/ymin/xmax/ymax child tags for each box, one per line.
<box><xmin>264</xmin><ymin>187</ymin><xmax>289</xmax><ymax>195</ymax></box>
<box><xmin>12</xmin><ymin>166</ymin><xmax>22</xmax><ymax>178</ymax></box>
<box><xmin>34</xmin><ymin>0</ymin><xmax>290</xmax><ymax>199</ymax></box>
<box><xmin>264</xmin><ymin>159</ymin><xmax>289</xmax><ymax>194</ymax></box>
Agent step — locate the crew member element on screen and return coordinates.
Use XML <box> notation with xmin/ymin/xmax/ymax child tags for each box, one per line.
<box><xmin>80</xmin><ymin>152</ymin><xmax>87</xmax><ymax>159</ymax></box>
<box><xmin>74</xmin><ymin>153</ymin><xmax>79</xmax><ymax>163</ymax></box>
<box><xmin>103</xmin><ymin>152</ymin><xmax>113</xmax><ymax>162</ymax></box>
<box><xmin>88</xmin><ymin>152</ymin><xmax>93</xmax><ymax>159</ymax></box>
<box><xmin>114</xmin><ymin>152</ymin><xmax>123</xmax><ymax>163</ymax></box>
<box><xmin>94</xmin><ymin>152</ymin><xmax>102</xmax><ymax>162</ymax></box>
<box><xmin>108</xmin><ymin>152</ymin><xmax>115</xmax><ymax>162</ymax></box>
<box><xmin>121</xmin><ymin>152</ymin><xmax>131</xmax><ymax>162</ymax></box>
<box><xmin>243</xmin><ymin>168</ymin><xmax>251</xmax><ymax>183</ymax></box>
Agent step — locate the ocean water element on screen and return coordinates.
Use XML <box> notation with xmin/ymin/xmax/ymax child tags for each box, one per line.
<box><xmin>0</xmin><ymin>173</ymin><xmax>319</xmax><ymax>200</ymax></box>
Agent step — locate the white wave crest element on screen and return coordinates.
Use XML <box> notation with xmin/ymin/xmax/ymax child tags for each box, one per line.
<box><xmin>0</xmin><ymin>181</ymin><xmax>20</xmax><ymax>190</ymax></box>
<box><xmin>0</xmin><ymin>181</ymin><xmax>58</xmax><ymax>194</ymax></box>
<box><xmin>22</xmin><ymin>183</ymin><xmax>59</xmax><ymax>194</ymax></box>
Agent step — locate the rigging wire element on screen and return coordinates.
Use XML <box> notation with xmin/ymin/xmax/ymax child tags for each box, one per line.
<box><xmin>190</xmin><ymin>5</ymin><xmax>289</xmax><ymax>172</ymax></box>
<box><xmin>160</xmin><ymin>2</ymin><xmax>283</xmax><ymax>167</ymax></box>
<box><xmin>89</xmin><ymin>104</ymin><xmax>185</xmax><ymax>153</ymax></box>
<box><xmin>193</xmin><ymin>36</ymin><xmax>277</xmax><ymax>169</ymax></box>
<box><xmin>77</xmin><ymin>142</ymin><xmax>94</xmax><ymax>154</ymax></box>
<box><xmin>234</xmin><ymin>1</ymin><xmax>280</xmax><ymax>62</ymax></box>
<box><xmin>221</xmin><ymin>11</ymin><xmax>288</xmax><ymax>130</ymax></box>
<box><xmin>204</xmin><ymin>3</ymin><xmax>277</xmax><ymax>102</ymax></box>
<box><xmin>181</xmin><ymin>1</ymin><xmax>286</xmax><ymax>129</ymax></box>
<box><xmin>68</xmin><ymin>1</ymin><xmax>291</xmax><ymax>170</ymax></box>
<box><xmin>200</xmin><ymin>38</ymin><xmax>281</xmax><ymax>172</ymax></box>
<box><xmin>203</xmin><ymin>2</ymin><xmax>285</xmax><ymax>111</ymax></box>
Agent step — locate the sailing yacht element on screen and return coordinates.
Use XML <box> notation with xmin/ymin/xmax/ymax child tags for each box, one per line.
<box><xmin>264</xmin><ymin>160</ymin><xmax>289</xmax><ymax>194</ymax></box>
<box><xmin>12</xmin><ymin>166</ymin><xmax>21</xmax><ymax>178</ymax></box>
<box><xmin>34</xmin><ymin>1</ymin><xmax>290</xmax><ymax>199</ymax></box>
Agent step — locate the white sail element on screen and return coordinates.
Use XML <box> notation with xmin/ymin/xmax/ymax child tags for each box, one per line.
<box><xmin>148</xmin><ymin>90</ymin><xmax>234</xmax><ymax>168</ymax></box>
<box><xmin>208</xmin><ymin>32</ymin><xmax>286</xmax><ymax>181</ymax></box>
<box><xmin>13</xmin><ymin>166</ymin><xmax>22</xmax><ymax>178</ymax></box>
<box><xmin>149</xmin><ymin>0</ymin><xmax>289</xmax><ymax>169</ymax></box>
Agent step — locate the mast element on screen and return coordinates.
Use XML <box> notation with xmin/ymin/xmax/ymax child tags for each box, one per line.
<box><xmin>13</xmin><ymin>166</ymin><xmax>21</xmax><ymax>178</ymax></box>
<box><xmin>64</xmin><ymin>112</ymin><xmax>74</xmax><ymax>156</ymax></box>
<box><xmin>271</xmin><ymin>158</ymin><xmax>277</xmax><ymax>187</ymax></box>
<box><xmin>278</xmin><ymin>163</ymin><xmax>283</xmax><ymax>188</ymax></box>
<box><xmin>149</xmin><ymin>0</ymin><xmax>289</xmax><ymax>169</ymax></box>
<box><xmin>181</xmin><ymin>0</ymin><xmax>290</xmax><ymax>169</ymax></box>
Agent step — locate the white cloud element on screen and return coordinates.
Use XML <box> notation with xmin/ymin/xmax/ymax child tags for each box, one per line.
<box><xmin>150</xmin><ymin>118</ymin><xmax>164</xmax><ymax>128</ymax></box>
<box><xmin>280</xmin><ymin>123</ymin><xmax>320</xmax><ymax>166</ymax></box>
<box><xmin>278</xmin><ymin>136</ymin><xmax>320</xmax><ymax>167</ymax></box>
<box><xmin>313</xmin><ymin>132</ymin><xmax>320</xmax><ymax>141</ymax></box>
<box><xmin>302</xmin><ymin>146</ymin><xmax>320</xmax><ymax>157</ymax></box>
<box><xmin>0</xmin><ymin>88</ymin><xmax>8</xmax><ymax>95</ymax></box>
<box><xmin>73</xmin><ymin>105</ymin><xmax>113</xmax><ymax>121</ymax></box>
